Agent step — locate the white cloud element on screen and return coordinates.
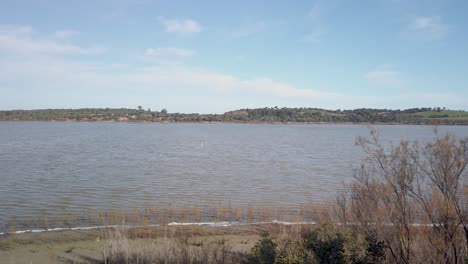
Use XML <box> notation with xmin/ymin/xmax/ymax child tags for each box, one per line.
<box><xmin>365</xmin><ymin>65</ymin><xmax>404</xmax><ymax>86</ymax></box>
<box><xmin>408</xmin><ymin>16</ymin><xmax>448</xmax><ymax>40</ymax></box>
<box><xmin>366</xmin><ymin>70</ymin><xmax>402</xmax><ymax>85</ymax></box>
<box><xmin>0</xmin><ymin>46</ymin><xmax>341</xmax><ymax>112</ymax></box>
<box><xmin>145</xmin><ymin>47</ymin><xmax>194</xmax><ymax>58</ymax></box>
<box><xmin>159</xmin><ymin>17</ymin><xmax>203</xmax><ymax>34</ymax></box>
<box><xmin>241</xmin><ymin>77</ymin><xmax>331</xmax><ymax>98</ymax></box>
<box><xmin>109</xmin><ymin>63</ymin><xmax>128</xmax><ymax>69</ymax></box>
<box><xmin>114</xmin><ymin>66</ymin><xmax>332</xmax><ymax>99</ymax></box>
<box><xmin>0</xmin><ymin>25</ymin><xmax>104</xmax><ymax>55</ymax></box>
<box><xmin>52</xmin><ymin>30</ymin><xmax>80</xmax><ymax>39</ymax></box>
<box><xmin>410</xmin><ymin>16</ymin><xmax>440</xmax><ymax>30</ymax></box>
<box><xmin>0</xmin><ymin>24</ymin><xmax>32</xmax><ymax>35</ymax></box>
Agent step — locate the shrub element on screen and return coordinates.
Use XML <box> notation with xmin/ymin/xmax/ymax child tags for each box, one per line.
<box><xmin>246</xmin><ymin>225</ymin><xmax>385</xmax><ymax>264</ymax></box>
<box><xmin>303</xmin><ymin>223</ymin><xmax>345</xmax><ymax>264</ymax></box>
<box><xmin>246</xmin><ymin>232</ymin><xmax>277</xmax><ymax>264</ymax></box>
<box><xmin>274</xmin><ymin>235</ymin><xmax>314</xmax><ymax>264</ymax></box>
<box><xmin>362</xmin><ymin>233</ymin><xmax>386</xmax><ymax>264</ymax></box>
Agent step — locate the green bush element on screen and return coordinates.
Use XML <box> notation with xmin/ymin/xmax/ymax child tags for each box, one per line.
<box><xmin>303</xmin><ymin>223</ymin><xmax>346</xmax><ymax>264</ymax></box>
<box><xmin>246</xmin><ymin>232</ymin><xmax>277</xmax><ymax>264</ymax></box>
<box><xmin>246</xmin><ymin>224</ymin><xmax>386</xmax><ymax>264</ymax></box>
<box><xmin>303</xmin><ymin>224</ymin><xmax>386</xmax><ymax>264</ymax></box>
<box><xmin>274</xmin><ymin>236</ymin><xmax>314</xmax><ymax>264</ymax></box>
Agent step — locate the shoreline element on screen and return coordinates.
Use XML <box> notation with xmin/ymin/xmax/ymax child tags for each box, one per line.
<box><xmin>0</xmin><ymin>220</ymin><xmax>312</xmax><ymax>237</ymax></box>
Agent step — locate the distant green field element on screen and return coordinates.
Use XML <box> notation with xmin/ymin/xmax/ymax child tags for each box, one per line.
<box><xmin>415</xmin><ymin>110</ymin><xmax>468</xmax><ymax>120</ymax></box>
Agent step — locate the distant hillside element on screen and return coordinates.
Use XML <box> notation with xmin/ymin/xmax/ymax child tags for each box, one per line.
<box><xmin>0</xmin><ymin>107</ymin><xmax>467</xmax><ymax>125</ymax></box>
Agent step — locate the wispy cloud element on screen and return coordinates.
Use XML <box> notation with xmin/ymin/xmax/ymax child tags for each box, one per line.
<box><xmin>408</xmin><ymin>16</ymin><xmax>449</xmax><ymax>40</ymax></box>
<box><xmin>0</xmin><ymin>25</ymin><xmax>104</xmax><ymax>55</ymax></box>
<box><xmin>101</xmin><ymin>0</ymin><xmax>148</xmax><ymax>21</ymax></box>
<box><xmin>145</xmin><ymin>47</ymin><xmax>194</xmax><ymax>58</ymax></box>
<box><xmin>159</xmin><ymin>17</ymin><xmax>203</xmax><ymax>34</ymax></box>
<box><xmin>0</xmin><ymin>24</ymin><xmax>32</xmax><ymax>35</ymax></box>
<box><xmin>303</xmin><ymin>31</ymin><xmax>323</xmax><ymax>43</ymax></box>
<box><xmin>2</xmin><ymin>52</ymin><xmax>466</xmax><ymax>111</ymax></box>
<box><xmin>308</xmin><ymin>2</ymin><xmax>322</xmax><ymax>20</ymax></box>
<box><xmin>52</xmin><ymin>30</ymin><xmax>79</xmax><ymax>39</ymax></box>
<box><xmin>303</xmin><ymin>1</ymin><xmax>327</xmax><ymax>43</ymax></box>
<box><xmin>365</xmin><ymin>65</ymin><xmax>404</xmax><ymax>86</ymax></box>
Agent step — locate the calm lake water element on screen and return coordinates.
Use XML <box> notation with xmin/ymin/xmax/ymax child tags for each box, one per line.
<box><xmin>0</xmin><ymin>122</ymin><xmax>467</xmax><ymax>229</ymax></box>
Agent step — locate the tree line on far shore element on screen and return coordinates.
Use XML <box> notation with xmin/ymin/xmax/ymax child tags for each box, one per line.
<box><xmin>0</xmin><ymin>106</ymin><xmax>467</xmax><ymax>125</ymax></box>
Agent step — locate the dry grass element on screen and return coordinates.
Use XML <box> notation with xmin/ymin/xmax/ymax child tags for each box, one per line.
<box><xmin>102</xmin><ymin>228</ymin><xmax>246</xmax><ymax>264</ymax></box>
<box><xmin>4</xmin><ymin>203</ymin><xmax>333</xmax><ymax>237</ymax></box>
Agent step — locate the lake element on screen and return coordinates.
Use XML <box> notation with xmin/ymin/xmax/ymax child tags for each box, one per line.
<box><xmin>0</xmin><ymin>122</ymin><xmax>467</xmax><ymax>230</ymax></box>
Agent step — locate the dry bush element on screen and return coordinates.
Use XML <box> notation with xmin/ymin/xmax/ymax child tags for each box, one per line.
<box><xmin>348</xmin><ymin>129</ymin><xmax>468</xmax><ymax>263</ymax></box>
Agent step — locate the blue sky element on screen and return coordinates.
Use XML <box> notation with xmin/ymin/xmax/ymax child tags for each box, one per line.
<box><xmin>0</xmin><ymin>0</ymin><xmax>467</xmax><ymax>113</ymax></box>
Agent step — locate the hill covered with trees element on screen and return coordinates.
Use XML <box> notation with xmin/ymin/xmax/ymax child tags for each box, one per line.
<box><xmin>0</xmin><ymin>107</ymin><xmax>467</xmax><ymax>125</ymax></box>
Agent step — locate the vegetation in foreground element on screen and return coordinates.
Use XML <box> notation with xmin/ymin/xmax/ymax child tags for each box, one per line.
<box><xmin>1</xmin><ymin>131</ymin><xmax>466</xmax><ymax>263</ymax></box>
<box><xmin>1</xmin><ymin>107</ymin><xmax>468</xmax><ymax>124</ymax></box>
<box><xmin>100</xmin><ymin>222</ymin><xmax>386</xmax><ymax>264</ymax></box>
<box><xmin>100</xmin><ymin>131</ymin><xmax>468</xmax><ymax>263</ymax></box>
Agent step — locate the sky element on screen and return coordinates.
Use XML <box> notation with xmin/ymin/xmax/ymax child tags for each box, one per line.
<box><xmin>0</xmin><ymin>0</ymin><xmax>467</xmax><ymax>113</ymax></box>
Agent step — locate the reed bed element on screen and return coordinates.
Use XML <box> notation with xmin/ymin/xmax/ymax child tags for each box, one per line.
<box><xmin>2</xmin><ymin>203</ymin><xmax>335</xmax><ymax>235</ymax></box>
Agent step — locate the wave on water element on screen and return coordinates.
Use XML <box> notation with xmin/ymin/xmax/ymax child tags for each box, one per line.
<box><xmin>0</xmin><ymin>220</ymin><xmax>318</xmax><ymax>236</ymax></box>
<box><xmin>0</xmin><ymin>220</ymin><xmax>450</xmax><ymax>236</ymax></box>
